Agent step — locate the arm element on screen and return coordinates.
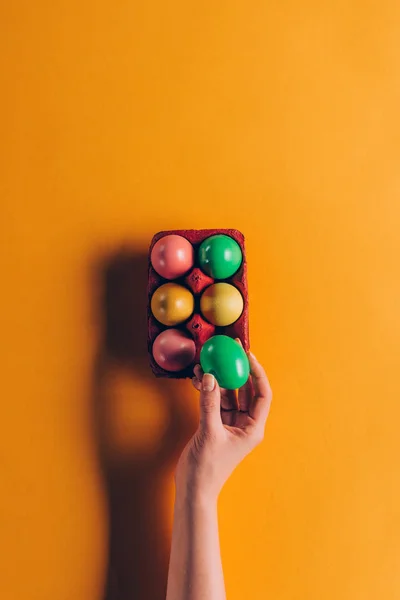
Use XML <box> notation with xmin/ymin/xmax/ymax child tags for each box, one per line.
<box><xmin>167</xmin><ymin>489</ymin><xmax>224</xmax><ymax>600</ymax></box>
<box><xmin>166</xmin><ymin>352</ymin><xmax>272</xmax><ymax>600</ymax></box>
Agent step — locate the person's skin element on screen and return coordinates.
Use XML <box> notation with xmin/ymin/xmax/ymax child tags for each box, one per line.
<box><xmin>166</xmin><ymin>349</ymin><xmax>272</xmax><ymax>600</ymax></box>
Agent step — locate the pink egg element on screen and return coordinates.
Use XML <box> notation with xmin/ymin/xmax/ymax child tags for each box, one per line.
<box><xmin>151</xmin><ymin>234</ymin><xmax>194</xmax><ymax>280</ymax></box>
<box><xmin>152</xmin><ymin>329</ymin><xmax>196</xmax><ymax>372</ymax></box>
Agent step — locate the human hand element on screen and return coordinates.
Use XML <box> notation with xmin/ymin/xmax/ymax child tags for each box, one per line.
<box><xmin>175</xmin><ymin>349</ymin><xmax>272</xmax><ymax>503</ymax></box>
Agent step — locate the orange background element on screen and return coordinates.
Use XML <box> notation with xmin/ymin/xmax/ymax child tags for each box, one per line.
<box><xmin>1</xmin><ymin>2</ymin><xmax>400</xmax><ymax>599</ymax></box>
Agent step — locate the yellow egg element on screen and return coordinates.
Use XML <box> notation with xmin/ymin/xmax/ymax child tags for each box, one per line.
<box><xmin>200</xmin><ymin>283</ymin><xmax>244</xmax><ymax>326</ymax></box>
<box><xmin>151</xmin><ymin>283</ymin><xmax>194</xmax><ymax>326</ymax></box>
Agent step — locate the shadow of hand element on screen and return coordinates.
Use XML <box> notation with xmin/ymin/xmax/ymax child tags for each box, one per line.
<box><xmin>92</xmin><ymin>249</ymin><xmax>197</xmax><ymax>600</ymax></box>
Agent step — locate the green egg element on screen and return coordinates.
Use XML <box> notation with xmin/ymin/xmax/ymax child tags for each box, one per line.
<box><xmin>200</xmin><ymin>335</ymin><xmax>250</xmax><ymax>390</ymax></box>
<box><xmin>198</xmin><ymin>234</ymin><xmax>242</xmax><ymax>279</ymax></box>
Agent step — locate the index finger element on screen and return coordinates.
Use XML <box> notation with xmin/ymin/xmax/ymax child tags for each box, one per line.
<box><xmin>248</xmin><ymin>353</ymin><xmax>272</xmax><ymax>423</ymax></box>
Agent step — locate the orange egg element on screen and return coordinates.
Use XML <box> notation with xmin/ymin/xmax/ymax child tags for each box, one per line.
<box><xmin>200</xmin><ymin>283</ymin><xmax>244</xmax><ymax>326</ymax></box>
<box><xmin>151</xmin><ymin>283</ymin><xmax>194</xmax><ymax>326</ymax></box>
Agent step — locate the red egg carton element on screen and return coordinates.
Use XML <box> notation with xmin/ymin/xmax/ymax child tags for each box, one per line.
<box><xmin>147</xmin><ymin>229</ymin><xmax>249</xmax><ymax>378</ymax></box>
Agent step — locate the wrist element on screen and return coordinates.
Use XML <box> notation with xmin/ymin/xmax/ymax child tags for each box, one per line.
<box><xmin>174</xmin><ymin>482</ymin><xmax>218</xmax><ymax>513</ymax></box>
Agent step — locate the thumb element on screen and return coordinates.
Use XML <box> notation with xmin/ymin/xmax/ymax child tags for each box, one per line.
<box><xmin>199</xmin><ymin>373</ymin><xmax>221</xmax><ymax>433</ymax></box>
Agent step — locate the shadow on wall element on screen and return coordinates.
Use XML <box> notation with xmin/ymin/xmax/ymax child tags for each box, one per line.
<box><xmin>91</xmin><ymin>249</ymin><xmax>197</xmax><ymax>600</ymax></box>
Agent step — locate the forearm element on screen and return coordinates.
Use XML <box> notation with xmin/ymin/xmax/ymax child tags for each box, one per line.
<box><xmin>166</xmin><ymin>489</ymin><xmax>226</xmax><ymax>600</ymax></box>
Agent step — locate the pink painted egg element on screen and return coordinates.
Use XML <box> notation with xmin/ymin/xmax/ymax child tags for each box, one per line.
<box><xmin>152</xmin><ymin>329</ymin><xmax>196</xmax><ymax>372</ymax></box>
<box><xmin>151</xmin><ymin>234</ymin><xmax>194</xmax><ymax>280</ymax></box>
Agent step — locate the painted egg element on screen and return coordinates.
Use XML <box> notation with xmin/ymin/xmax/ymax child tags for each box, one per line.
<box><xmin>200</xmin><ymin>334</ymin><xmax>250</xmax><ymax>390</ymax></box>
<box><xmin>151</xmin><ymin>234</ymin><xmax>194</xmax><ymax>279</ymax></box>
<box><xmin>152</xmin><ymin>329</ymin><xmax>196</xmax><ymax>371</ymax></box>
<box><xmin>198</xmin><ymin>234</ymin><xmax>242</xmax><ymax>279</ymax></box>
<box><xmin>200</xmin><ymin>283</ymin><xmax>244</xmax><ymax>326</ymax></box>
<box><xmin>151</xmin><ymin>283</ymin><xmax>194</xmax><ymax>326</ymax></box>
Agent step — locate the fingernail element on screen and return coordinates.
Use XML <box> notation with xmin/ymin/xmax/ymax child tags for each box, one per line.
<box><xmin>235</xmin><ymin>338</ymin><xmax>243</xmax><ymax>347</ymax></box>
<box><xmin>202</xmin><ymin>373</ymin><xmax>215</xmax><ymax>392</ymax></box>
<box><xmin>249</xmin><ymin>351</ymin><xmax>257</xmax><ymax>360</ymax></box>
